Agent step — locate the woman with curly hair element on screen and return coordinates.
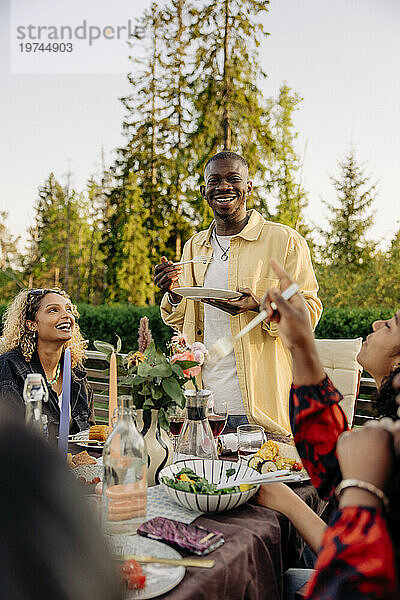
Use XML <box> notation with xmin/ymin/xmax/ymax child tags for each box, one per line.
<box><xmin>0</xmin><ymin>288</ymin><xmax>95</xmax><ymax>438</ymax></box>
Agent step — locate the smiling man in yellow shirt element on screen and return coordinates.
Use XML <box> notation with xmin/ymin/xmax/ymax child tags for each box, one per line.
<box><xmin>154</xmin><ymin>151</ymin><xmax>322</xmax><ymax>435</ymax></box>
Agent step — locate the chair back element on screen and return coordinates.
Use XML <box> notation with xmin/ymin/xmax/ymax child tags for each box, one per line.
<box><xmin>315</xmin><ymin>338</ymin><xmax>363</xmax><ymax>427</ymax></box>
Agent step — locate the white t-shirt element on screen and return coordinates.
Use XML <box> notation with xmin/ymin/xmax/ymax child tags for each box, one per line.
<box><xmin>201</xmin><ymin>233</ymin><xmax>246</xmax><ymax>416</ymax></box>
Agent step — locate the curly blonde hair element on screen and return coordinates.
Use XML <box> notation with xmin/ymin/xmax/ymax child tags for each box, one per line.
<box><xmin>0</xmin><ymin>289</ymin><xmax>87</xmax><ymax>368</ymax></box>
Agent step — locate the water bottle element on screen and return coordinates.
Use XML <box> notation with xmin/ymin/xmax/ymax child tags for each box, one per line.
<box><xmin>23</xmin><ymin>373</ymin><xmax>47</xmax><ymax>432</ymax></box>
<box><xmin>102</xmin><ymin>405</ymin><xmax>147</xmax><ymax>535</ymax></box>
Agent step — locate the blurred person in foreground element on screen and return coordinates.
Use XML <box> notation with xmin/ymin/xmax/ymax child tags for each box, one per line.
<box><xmin>256</xmin><ymin>259</ymin><xmax>400</xmax><ymax>599</ymax></box>
<box><xmin>0</xmin><ymin>404</ymin><xmax>120</xmax><ymax>600</ymax></box>
<box><xmin>154</xmin><ymin>151</ymin><xmax>322</xmax><ymax>435</ymax></box>
<box><xmin>0</xmin><ymin>288</ymin><xmax>95</xmax><ymax>438</ymax></box>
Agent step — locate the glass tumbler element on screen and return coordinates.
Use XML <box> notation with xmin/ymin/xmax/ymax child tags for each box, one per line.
<box><xmin>237</xmin><ymin>424</ymin><xmax>265</xmax><ymax>461</ymax></box>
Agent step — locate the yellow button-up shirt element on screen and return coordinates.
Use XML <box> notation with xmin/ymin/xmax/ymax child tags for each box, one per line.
<box><xmin>160</xmin><ymin>210</ymin><xmax>322</xmax><ymax>435</ymax></box>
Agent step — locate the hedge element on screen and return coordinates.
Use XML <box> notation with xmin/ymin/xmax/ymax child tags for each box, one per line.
<box><xmin>0</xmin><ymin>303</ymin><xmax>395</xmax><ymax>351</ymax></box>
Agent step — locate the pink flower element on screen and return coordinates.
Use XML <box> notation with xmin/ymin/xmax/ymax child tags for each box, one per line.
<box><xmin>190</xmin><ymin>342</ymin><xmax>208</xmax><ymax>366</ymax></box>
<box><xmin>171</xmin><ymin>350</ymin><xmax>201</xmax><ymax>378</ymax></box>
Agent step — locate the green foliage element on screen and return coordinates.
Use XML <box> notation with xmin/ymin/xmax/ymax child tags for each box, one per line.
<box><xmin>2</xmin><ymin>300</ymin><xmax>396</xmax><ymax>352</ymax></box>
<box><xmin>103</xmin><ymin>172</ymin><xmax>152</xmax><ymax>304</ymax></box>
<box><xmin>0</xmin><ymin>211</ymin><xmax>24</xmax><ymax>298</ymax></box>
<box><xmin>267</xmin><ymin>85</ymin><xmax>310</xmax><ymax>238</ymax></box>
<box><xmin>318</xmin><ymin>149</ymin><xmax>376</xmax><ymax>268</ymax></box>
<box><xmin>23</xmin><ymin>173</ymin><xmax>94</xmax><ymax>302</ymax></box>
<box><xmin>75</xmin><ymin>304</ymin><xmax>172</xmax><ymax>351</ymax></box>
<box><xmin>96</xmin><ymin>339</ymin><xmax>195</xmax><ymax>430</ymax></box>
<box><xmin>315</xmin><ymin>307</ymin><xmax>394</xmax><ymax>340</ymax></box>
<box><xmin>187</xmin><ymin>0</ymin><xmax>274</xmax><ymax>221</ymax></box>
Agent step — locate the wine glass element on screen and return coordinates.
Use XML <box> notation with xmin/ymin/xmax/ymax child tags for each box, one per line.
<box><xmin>167</xmin><ymin>405</ymin><xmax>186</xmax><ymax>449</ymax></box>
<box><xmin>207</xmin><ymin>399</ymin><xmax>228</xmax><ymax>439</ymax></box>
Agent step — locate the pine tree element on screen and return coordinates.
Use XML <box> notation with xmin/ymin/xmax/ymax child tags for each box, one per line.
<box><xmin>120</xmin><ymin>3</ymin><xmax>172</xmax><ymax>262</ymax></box>
<box><xmin>108</xmin><ymin>172</ymin><xmax>151</xmax><ymax>305</ymax></box>
<box><xmin>24</xmin><ymin>173</ymin><xmax>92</xmax><ymax>300</ymax></box>
<box><xmin>316</xmin><ymin>150</ymin><xmax>377</xmax><ymax>307</ymax></box>
<box><xmin>158</xmin><ymin>0</ymin><xmax>195</xmax><ymax>258</ymax></box>
<box><xmin>376</xmin><ymin>226</ymin><xmax>400</xmax><ymax>307</ymax></box>
<box><xmin>268</xmin><ymin>85</ymin><xmax>310</xmax><ymax>235</ymax></box>
<box><xmin>187</xmin><ymin>0</ymin><xmax>274</xmax><ymax>223</ymax></box>
<box><xmin>0</xmin><ymin>211</ymin><xmax>23</xmax><ymax>299</ymax></box>
<box><xmin>85</xmin><ymin>175</ymin><xmax>109</xmax><ymax>303</ymax></box>
<box><xmin>319</xmin><ymin>150</ymin><xmax>376</xmax><ymax>267</ymax></box>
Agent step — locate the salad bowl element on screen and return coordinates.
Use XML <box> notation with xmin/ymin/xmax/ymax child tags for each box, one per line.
<box><xmin>159</xmin><ymin>459</ymin><xmax>260</xmax><ymax>513</ymax></box>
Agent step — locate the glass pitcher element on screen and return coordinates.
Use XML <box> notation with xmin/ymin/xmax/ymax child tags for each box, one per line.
<box><xmin>102</xmin><ymin>405</ymin><xmax>147</xmax><ymax>535</ymax></box>
<box><xmin>175</xmin><ymin>390</ymin><xmax>218</xmax><ymax>460</ymax></box>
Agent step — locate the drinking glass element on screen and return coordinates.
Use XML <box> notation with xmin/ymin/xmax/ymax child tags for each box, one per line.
<box><xmin>237</xmin><ymin>424</ymin><xmax>265</xmax><ymax>461</ymax></box>
<box><xmin>207</xmin><ymin>400</ymin><xmax>228</xmax><ymax>438</ymax></box>
<box><xmin>167</xmin><ymin>405</ymin><xmax>186</xmax><ymax>449</ymax></box>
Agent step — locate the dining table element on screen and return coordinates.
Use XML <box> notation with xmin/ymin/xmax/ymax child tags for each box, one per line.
<box><xmin>70</xmin><ymin>434</ymin><xmax>324</xmax><ymax>600</ymax></box>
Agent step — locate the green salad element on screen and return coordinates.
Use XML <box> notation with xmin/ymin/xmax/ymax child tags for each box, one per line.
<box><xmin>162</xmin><ymin>467</ymin><xmax>241</xmax><ymax>495</ymax></box>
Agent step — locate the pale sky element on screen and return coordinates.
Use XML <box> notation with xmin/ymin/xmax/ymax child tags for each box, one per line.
<box><xmin>1</xmin><ymin>0</ymin><xmax>399</xmax><ymax>251</ymax></box>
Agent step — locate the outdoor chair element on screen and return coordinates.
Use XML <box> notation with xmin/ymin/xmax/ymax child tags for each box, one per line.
<box><xmin>315</xmin><ymin>338</ymin><xmax>363</xmax><ymax>427</ymax></box>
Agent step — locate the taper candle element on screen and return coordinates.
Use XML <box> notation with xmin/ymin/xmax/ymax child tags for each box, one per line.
<box><xmin>108</xmin><ymin>351</ymin><xmax>118</xmax><ymax>428</ymax></box>
<box><xmin>58</xmin><ymin>347</ymin><xmax>71</xmax><ymax>457</ymax></box>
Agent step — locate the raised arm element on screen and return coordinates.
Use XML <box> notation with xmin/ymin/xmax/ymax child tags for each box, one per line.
<box><xmin>260</xmin><ymin>259</ymin><xmax>348</xmax><ymax>498</ymax></box>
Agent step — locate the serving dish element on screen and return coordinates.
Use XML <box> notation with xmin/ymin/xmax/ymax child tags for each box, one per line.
<box><xmin>159</xmin><ymin>459</ymin><xmax>260</xmax><ymax>513</ymax></box>
<box><xmin>171</xmin><ymin>287</ymin><xmax>242</xmax><ymax>301</ymax></box>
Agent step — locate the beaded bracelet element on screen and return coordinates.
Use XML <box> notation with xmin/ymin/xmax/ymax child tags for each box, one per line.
<box><xmin>335</xmin><ymin>478</ymin><xmax>389</xmax><ymax>509</ymax></box>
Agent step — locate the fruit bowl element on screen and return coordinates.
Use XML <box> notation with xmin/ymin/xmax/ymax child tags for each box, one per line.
<box><xmin>159</xmin><ymin>459</ymin><xmax>260</xmax><ymax>513</ymax></box>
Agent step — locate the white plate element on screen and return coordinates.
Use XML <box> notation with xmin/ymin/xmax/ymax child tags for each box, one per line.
<box><xmin>172</xmin><ymin>287</ymin><xmax>242</xmax><ymax>301</ymax></box>
<box><xmin>72</xmin><ymin>429</ymin><xmax>104</xmax><ymax>450</ymax></box>
<box><xmin>108</xmin><ymin>535</ymin><xmax>185</xmax><ymax>599</ymax></box>
<box><xmin>245</xmin><ymin>441</ymin><xmax>311</xmax><ymax>482</ymax></box>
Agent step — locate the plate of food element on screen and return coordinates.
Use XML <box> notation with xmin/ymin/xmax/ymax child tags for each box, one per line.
<box><xmin>108</xmin><ymin>535</ymin><xmax>185</xmax><ymax>599</ymax></box>
<box><xmin>72</xmin><ymin>425</ymin><xmax>110</xmax><ymax>449</ymax></box>
<box><xmin>171</xmin><ymin>287</ymin><xmax>242</xmax><ymax>301</ymax></box>
<box><xmin>246</xmin><ymin>440</ymin><xmax>310</xmax><ymax>482</ymax></box>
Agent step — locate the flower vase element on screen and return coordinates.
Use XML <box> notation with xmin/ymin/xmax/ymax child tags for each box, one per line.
<box><xmin>135</xmin><ymin>409</ymin><xmax>173</xmax><ymax>487</ymax></box>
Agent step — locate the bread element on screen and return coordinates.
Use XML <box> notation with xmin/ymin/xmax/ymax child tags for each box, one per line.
<box><xmin>72</xmin><ymin>451</ymin><xmax>97</xmax><ymax>468</ymax></box>
<box><xmin>89</xmin><ymin>425</ymin><xmax>109</xmax><ymax>442</ymax></box>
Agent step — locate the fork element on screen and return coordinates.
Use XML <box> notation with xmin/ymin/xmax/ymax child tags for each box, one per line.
<box><xmin>173</xmin><ymin>255</ymin><xmax>212</xmax><ymax>266</ymax></box>
<box><xmin>207</xmin><ymin>282</ymin><xmax>300</xmax><ymax>362</ymax></box>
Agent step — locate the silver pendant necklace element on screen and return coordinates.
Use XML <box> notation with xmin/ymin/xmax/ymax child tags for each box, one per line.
<box><xmin>213</xmin><ymin>230</ymin><xmax>230</xmax><ymax>261</ymax></box>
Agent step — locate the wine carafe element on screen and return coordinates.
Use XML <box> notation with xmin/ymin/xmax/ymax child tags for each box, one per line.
<box><xmin>175</xmin><ymin>390</ymin><xmax>218</xmax><ymax>460</ymax></box>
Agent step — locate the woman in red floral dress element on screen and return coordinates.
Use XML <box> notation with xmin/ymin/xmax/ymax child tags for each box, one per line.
<box><xmin>257</xmin><ymin>259</ymin><xmax>400</xmax><ymax>600</ymax></box>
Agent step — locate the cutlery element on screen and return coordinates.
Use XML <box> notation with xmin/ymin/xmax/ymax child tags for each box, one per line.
<box><xmin>71</xmin><ymin>439</ymin><xmax>103</xmax><ymax>446</ymax></box>
<box><xmin>173</xmin><ymin>255</ymin><xmax>212</xmax><ymax>266</ymax></box>
<box><xmin>216</xmin><ymin>470</ymin><xmax>302</xmax><ymax>490</ymax></box>
<box><xmin>113</xmin><ymin>555</ymin><xmax>215</xmax><ymax>568</ymax></box>
<box><xmin>208</xmin><ymin>282</ymin><xmax>300</xmax><ymax>362</ymax></box>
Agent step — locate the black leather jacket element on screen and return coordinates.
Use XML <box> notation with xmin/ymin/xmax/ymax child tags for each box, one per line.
<box><xmin>0</xmin><ymin>348</ymin><xmax>95</xmax><ymax>437</ymax></box>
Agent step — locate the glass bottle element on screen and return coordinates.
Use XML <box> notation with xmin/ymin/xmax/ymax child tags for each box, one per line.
<box><xmin>175</xmin><ymin>390</ymin><xmax>218</xmax><ymax>460</ymax></box>
<box><xmin>23</xmin><ymin>373</ymin><xmax>48</xmax><ymax>432</ymax></box>
<box><xmin>102</xmin><ymin>405</ymin><xmax>147</xmax><ymax>535</ymax></box>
